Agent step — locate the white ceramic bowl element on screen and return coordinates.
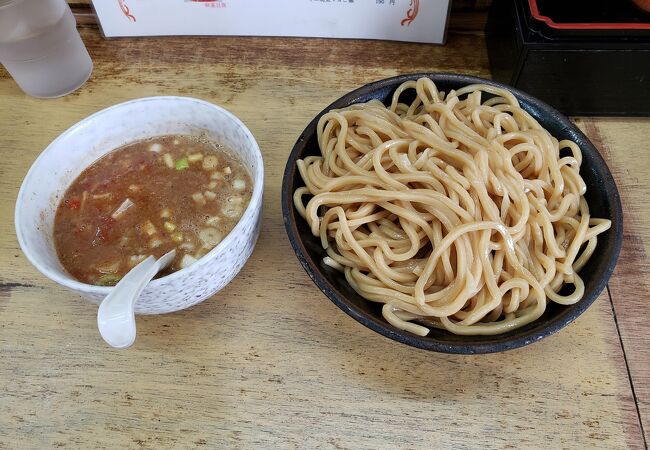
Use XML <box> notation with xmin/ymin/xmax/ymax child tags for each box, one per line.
<box><xmin>15</xmin><ymin>96</ymin><xmax>264</xmax><ymax>314</ymax></box>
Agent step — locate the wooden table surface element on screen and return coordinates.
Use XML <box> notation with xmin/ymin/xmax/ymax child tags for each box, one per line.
<box><xmin>1</xmin><ymin>28</ymin><xmax>649</xmax><ymax>450</ymax></box>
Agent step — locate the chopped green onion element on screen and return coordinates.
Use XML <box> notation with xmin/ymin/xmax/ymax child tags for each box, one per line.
<box><xmin>175</xmin><ymin>157</ymin><xmax>189</xmax><ymax>171</ymax></box>
<box><xmin>163</xmin><ymin>153</ymin><xmax>174</xmax><ymax>168</ymax></box>
<box><xmin>199</xmin><ymin>228</ymin><xmax>222</xmax><ymax>247</ymax></box>
<box><xmin>232</xmin><ymin>178</ymin><xmax>246</xmax><ymax>191</ymax></box>
<box><xmin>206</xmin><ymin>216</ymin><xmax>221</xmax><ymax>226</ymax></box>
<box><xmin>97</xmin><ymin>260</ymin><xmax>120</xmax><ymax>274</ymax></box>
<box><xmin>202</xmin><ymin>155</ymin><xmax>219</xmax><ymax>170</ymax></box>
<box><xmin>97</xmin><ymin>274</ymin><xmax>122</xmax><ymax>286</ymax></box>
<box><xmin>191</xmin><ymin>192</ymin><xmax>206</xmax><ymax>205</ymax></box>
<box><xmin>150</xmin><ymin>238</ymin><xmax>163</xmax><ymax>248</ymax></box>
<box><xmin>180</xmin><ymin>254</ymin><xmax>198</xmax><ymax>269</ymax></box>
<box><xmin>142</xmin><ymin>220</ymin><xmax>157</xmax><ymax>236</ymax></box>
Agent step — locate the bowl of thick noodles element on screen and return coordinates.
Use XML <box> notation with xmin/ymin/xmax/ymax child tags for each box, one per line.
<box><xmin>282</xmin><ymin>73</ymin><xmax>623</xmax><ymax>354</ymax></box>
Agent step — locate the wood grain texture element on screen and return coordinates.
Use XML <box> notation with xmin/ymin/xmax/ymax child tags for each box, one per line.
<box><xmin>577</xmin><ymin>117</ymin><xmax>650</xmax><ymax>443</ymax></box>
<box><xmin>0</xmin><ymin>29</ymin><xmax>645</xmax><ymax>449</ymax></box>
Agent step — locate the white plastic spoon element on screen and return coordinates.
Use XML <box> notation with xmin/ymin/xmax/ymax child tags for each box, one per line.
<box><xmin>97</xmin><ymin>249</ymin><xmax>176</xmax><ymax>349</ymax></box>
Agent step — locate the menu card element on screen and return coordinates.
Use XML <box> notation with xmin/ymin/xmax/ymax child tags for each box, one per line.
<box><xmin>93</xmin><ymin>0</ymin><xmax>450</xmax><ymax>44</ymax></box>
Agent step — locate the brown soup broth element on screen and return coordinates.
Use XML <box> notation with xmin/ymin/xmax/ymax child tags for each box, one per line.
<box><xmin>54</xmin><ymin>135</ymin><xmax>252</xmax><ymax>286</ymax></box>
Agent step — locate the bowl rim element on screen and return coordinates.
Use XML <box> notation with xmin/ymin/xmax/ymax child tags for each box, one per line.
<box><xmin>15</xmin><ymin>95</ymin><xmax>264</xmax><ymax>295</ymax></box>
<box><xmin>281</xmin><ymin>72</ymin><xmax>624</xmax><ymax>354</ymax></box>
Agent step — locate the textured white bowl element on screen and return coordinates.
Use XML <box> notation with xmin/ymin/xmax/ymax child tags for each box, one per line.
<box><xmin>15</xmin><ymin>96</ymin><xmax>263</xmax><ymax>314</ymax></box>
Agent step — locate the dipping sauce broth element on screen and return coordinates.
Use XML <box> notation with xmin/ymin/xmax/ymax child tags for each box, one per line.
<box><xmin>54</xmin><ymin>135</ymin><xmax>252</xmax><ymax>286</ymax></box>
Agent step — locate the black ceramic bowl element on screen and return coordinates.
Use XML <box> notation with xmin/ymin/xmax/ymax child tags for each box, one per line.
<box><xmin>281</xmin><ymin>73</ymin><xmax>623</xmax><ymax>354</ymax></box>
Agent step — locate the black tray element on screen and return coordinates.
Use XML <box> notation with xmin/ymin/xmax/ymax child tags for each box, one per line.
<box><xmin>486</xmin><ymin>0</ymin><xmax>650</xmax><ymax>116</ymax></box>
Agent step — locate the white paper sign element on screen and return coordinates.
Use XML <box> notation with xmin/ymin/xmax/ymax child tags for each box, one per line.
<box><xmin>92</xmin><ymin>0</ymin><xmax>450</xmax><ymax>43</ymax></box>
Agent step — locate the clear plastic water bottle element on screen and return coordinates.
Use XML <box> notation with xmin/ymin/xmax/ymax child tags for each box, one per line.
<box><xmin>0</xmin><ymin>0</ymin><xmax>93</xmax><ymax>98</ymax></box>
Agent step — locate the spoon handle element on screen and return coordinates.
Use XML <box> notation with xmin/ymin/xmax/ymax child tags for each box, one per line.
<box><xmin>97</xmin><ymin>256</ymin><xmax>158</xmax><ymax>348</ymax></box>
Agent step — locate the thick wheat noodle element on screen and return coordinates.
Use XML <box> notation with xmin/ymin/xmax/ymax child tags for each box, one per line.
<box><xmin>293</xmin><ymin>78</ymin><xmax>612</xmax><ymax>336</ymax></box>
